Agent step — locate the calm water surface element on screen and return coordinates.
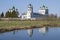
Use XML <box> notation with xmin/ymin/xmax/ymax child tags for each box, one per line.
<box><xmin>0</xmin><ymin>27</ymin><xmax>60</xmax><ymax>40</ymax></box>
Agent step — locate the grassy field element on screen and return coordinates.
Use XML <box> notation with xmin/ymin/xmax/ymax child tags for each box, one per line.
<box><xmin>0</xmin><ymin>20</ymin><xmax>60</xmax><ymax>32</ymax></box>
<box><xmin>0</xmin><ymin>20</ymin><xmax>60</xmax><ymax>28</ymax></box>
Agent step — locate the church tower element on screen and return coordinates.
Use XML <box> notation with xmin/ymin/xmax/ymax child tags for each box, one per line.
<box><xmin>27</xmin><ymin>4</ymin><xmax>33</xmax><ymax>19</ymax></box>
<box><xmin>39</xmin><ymin>5</ymin><xmax>48</xmax><ymax>16</ymax></box>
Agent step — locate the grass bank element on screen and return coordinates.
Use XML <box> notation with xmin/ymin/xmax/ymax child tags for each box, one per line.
<box><xmin>0</xmin><ymin>20</ymin><xmax>60</xmax><ymax>32</ymax></box>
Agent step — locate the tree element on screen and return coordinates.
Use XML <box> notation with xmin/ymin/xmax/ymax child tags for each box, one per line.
<box><xmin>11</xmin><ymin>10</ymin><xmax>16</xmax><ymax>18</ymax></box>
<box><xmin>5</xmin><ymin>6</ymin><xmax>19</xmax><ymax>18</ymax></box>
<box><xmin>5</xmin><ymin>11</ymin><xmax>11</xmax><ymax>18</ymax></box>
<box><xmin>15</xmin><ymin>9</ymin><xmax>19</xmax><ymax>17</ymax></box>
<box><xmin>1</xmin><ymin>12</ymin><xmax>4</xmax><ymax>18</ymax></box>
<box><xmin>11</xmin><ymin>10</ymin><xmax>19</xmax><ymax>18</ymax></box>
<box><xmin>11</xmin><ymin>8</ymin><xmax>19</xmax><ymax>18</ymax></box>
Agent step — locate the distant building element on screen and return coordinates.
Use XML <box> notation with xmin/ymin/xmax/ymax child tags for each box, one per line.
<box><xmin>21</xmin><ymin>4</ymin><xmax>49</xmax><ymax>19</ymax></box>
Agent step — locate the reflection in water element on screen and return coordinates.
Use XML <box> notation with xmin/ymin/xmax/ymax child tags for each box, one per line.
<box><xmin>0</xmin><ymin>27</ymin><xmax>60</xmax><ymax>40</ymax></box>
<box><xmin>39</xmin><ymin>27</ymin><xmax>48</xmax><ymax>35</ymax></box>
<box><xmin>12</xmin><ymin>30</ymin><xmax>18</xmax><ymax>35</ymax></box>
<box><xmin>13</xmin><ymin>30</ymin><xmax>15</xmax><ymax>35</ymax></box>
<box><xmin>27</xmin><ymin>29</ymin><xmax>33</xmax><ymax>37</ymax></box>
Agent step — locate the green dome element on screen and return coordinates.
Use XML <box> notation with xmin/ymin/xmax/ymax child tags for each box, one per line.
<box><xmin>40</xmin><ymin>5</ymin><xmax>47</xmax><ymax>10</ymax></box>
<box><xmin>28</xmin><ymin>4</ymin><xmax>33</xmax><ymax>8</ymax></box>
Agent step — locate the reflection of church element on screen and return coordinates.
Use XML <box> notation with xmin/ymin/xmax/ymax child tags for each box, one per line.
<box><xmin>39</xmin><ymin>27</ymin><xmax>48</xmax><ymax>34</ymax></box>
<box><xmin>27</xmin><ymin>27</ymin><xmax>48</xmax><ymax>37</ymax></box>
<box><xmin>27</xmin><ymin>29</ymin><xmax>33</xmax><ymax>37</ymax></box>
<box><xmin>21</xmin><ymin>4</ymin><xmax>48</xmax><ymax>19</ymax></box>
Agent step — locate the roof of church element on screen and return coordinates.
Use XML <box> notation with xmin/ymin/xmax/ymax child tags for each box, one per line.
<box><xmin>40</xmin><ymin>5</ymin><xmax>48</xmax><ymax>10</ymax></box>
<box><xmin>33</xmin><ymin>13</ymin><xmax>43</xmax><ymax>16</ymax></box>
<box><xmin>28</xmin><ymin>4</ymin><xmax>33</xmax><ymax>8</ymax></box>
<box><xmin>29</xmin><ymin>4</ymin><xmax>32</xmax><ymax>6</ymax></box>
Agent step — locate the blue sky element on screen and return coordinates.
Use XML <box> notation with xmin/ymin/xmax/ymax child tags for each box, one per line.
<box><xmin>0</xmin><ymin>0</ymin><xmax>60</xmax><ymax>16</ymax></box>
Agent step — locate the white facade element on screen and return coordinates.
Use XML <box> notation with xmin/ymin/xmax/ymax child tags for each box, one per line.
<box><xmin>21</xmin><ymin>15</ymin><xmax>27</xmax><ymax>19</ymax></box>
<box><xmin>21</xmin><ymin>4</ymin><xmax>48</xmax><ymax>19</ymax></box>
<box><xmin>39</xmin><ymin>10</ymin><xmax>46</xmax><ymax>15</ymax></box>
<box><xmin>26</xmin><ymin>4</ymin><xmax>33</xmax><ymax>19</ymax></box>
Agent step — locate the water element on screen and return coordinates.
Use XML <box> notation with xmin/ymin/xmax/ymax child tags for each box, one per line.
<box><xmin>0</xmin><ymin>27</ymin><xmax>60</xmax><ymax>40</ymax></box>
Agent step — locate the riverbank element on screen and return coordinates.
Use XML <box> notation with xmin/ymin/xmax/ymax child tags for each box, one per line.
<box><xmin>0</xmin><ymin>20</ymin><xmax>60</xmax><ymax>33</ymax></box>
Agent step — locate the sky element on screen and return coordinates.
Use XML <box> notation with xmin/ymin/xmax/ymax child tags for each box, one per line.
<box><xmin>0</xmin><ymin>0</ymin><xmax>60</xmax><ymax>16</ymax></box>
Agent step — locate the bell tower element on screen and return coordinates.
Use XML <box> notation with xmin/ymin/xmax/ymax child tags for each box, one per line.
<box><xmin>27</xmin><ymin>4</ymin><xmax>33</xmax><ymax>19</ymax></box>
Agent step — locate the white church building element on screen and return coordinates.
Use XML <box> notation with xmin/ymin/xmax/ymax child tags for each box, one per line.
<box><xmin>21</xmin><ymin>4</ymin><xmax>48</xmax><ymax>20</ymax></box>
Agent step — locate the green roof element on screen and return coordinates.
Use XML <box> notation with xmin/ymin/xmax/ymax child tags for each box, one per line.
<box><xmin>28</xmin><ymin>4</ymin><xmax>33</xmax><ymax>8</ymax></box>
<box><xmin>40</xmin><ymin>5</ymin><xmax>47</xmax><ymax>10</ymax></box>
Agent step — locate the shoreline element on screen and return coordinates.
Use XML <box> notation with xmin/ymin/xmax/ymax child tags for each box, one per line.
<box><xmin>0</xmin><ymin>24</ymin><xmax>60</xmax><ymax>33</ymax></box>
